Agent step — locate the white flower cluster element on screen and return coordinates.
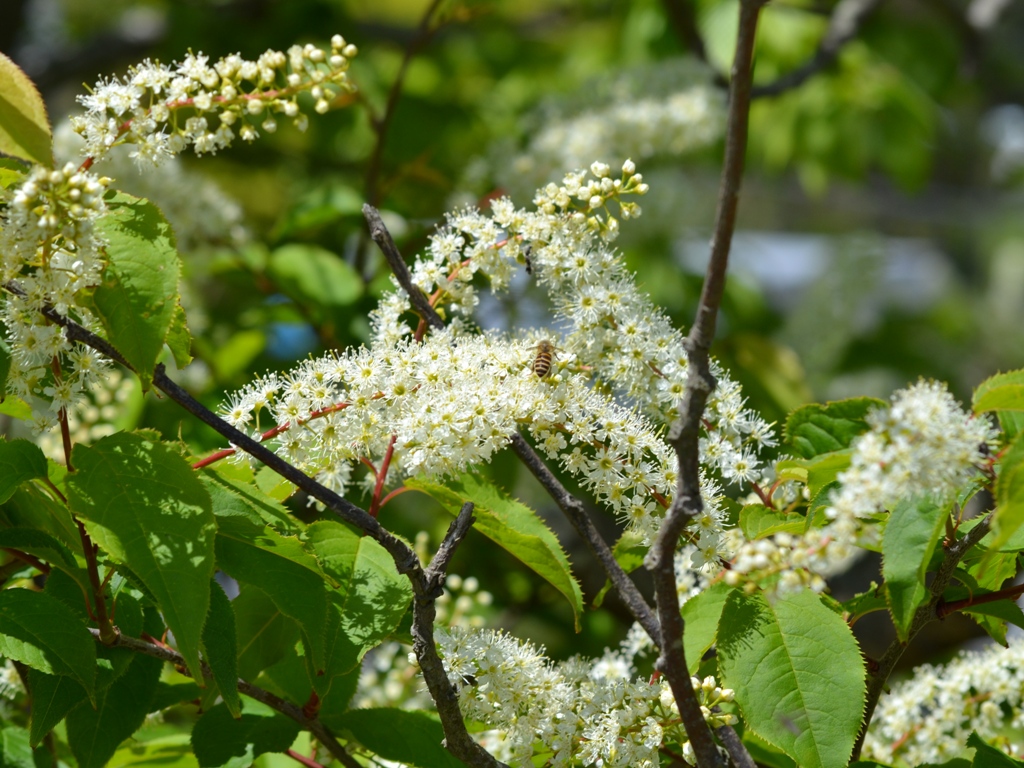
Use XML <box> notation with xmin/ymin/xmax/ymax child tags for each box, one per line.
<box><xmin>727</xmin><ymin>381</ymin><xmax>995</xmax><ymax>594</ymax></box>
<box><xmin>71</xmin><ymin>35</ymin><xmax>358</xmax><ymax>166</ymax></box>
<box><xmin>0</xmin><ymin>163</ymin><xmax>113</xmax><ymax>432</ymax></box>
<box><xmin>366</xmin><ymin>162</ymin><xmax>773</xmax><ymax>555</ymax></box>
<box><xmin>864</xmin><ymin>638</ymin><xmax>1024</xmax><ymax>765</ymax></box>
<box><xmin>514</xmin><ymin>86</ymin><xmax>724</xmax><ymax>187</ymax></box>
<box><xmin>437</xmin><ymin>626</ymin><xmax>735</xmax><ymax>768</ymax></box>
<box><xmin>827</xmin><ymin>380</ymin><xmax>995</xmax><ymax>539</ymax></box>
<box><xmin>55</xmin><ymin>121</ymin><xmax>247</xmax><ymax>253</ymax></box>
<box><xmin>223</xmin><ymin>327</ymin><xmax>721</xmax><ymax>548</ymax></box>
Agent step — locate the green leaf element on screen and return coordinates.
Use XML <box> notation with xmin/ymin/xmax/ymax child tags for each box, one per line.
<box><xmin>0</xmin><ymin>158</ymin><xmax>27</xmax><ymax>189</ymax></box>
<box><xmin>304</xmin><ymin>520</ymin><xmax>412</xmax><ymax>693</ymax></box>
<box><xmin>0</xmin><ymin>439</ymin><xmax>47</xmax><ymax>504</ymax></box>
<box><xmin>0</xmin><ymin>336</ymin><xmax>10</xmax><ymax>401</ymax></box>
<box><xmin>66</xmin><ymin>653</ymin><xmax>162</xmax><ymax>768</ymax></box>
<box><xmin>191</xmin><ymin>700</ymin><xmax>300</xmax><ymax>768</ymax></box>
<box><xmin>202</xmin><ymin>471</ymin><xmax>302</xmax><ymax>534</ymax></box>
<box><xmin>233</xmin><ymin>584</ymin><xmax>300</xmax><ymax>682</ymax></box>
<box><xmin>214</xmin><ymin>513</ymin><xmax>329</xmax><ymax>672</ymax></box>
<box><xmin>963</xmin><ymin>599</ymin><xmax>1024</xmax><ymax>646</ymax></box>
<box><xmin>681</xmin><ymin>581</ymin><xmax>737</xmax><ymax>674</ymax></box>
<box><xmin>266</xmin><ymin>244</ymin><xmax>363</xmax><ymax>319</ymax></box>
<box><xmin>784</xmin><ymin>398</ymin><xmax>885</xmax><ymax>459</ymax></box>
<box><xmin>107</xmin><ymin>733</ymin><xmax>198</xmax><ymax>768</ymax></box>
<box><xmin>203</xmin><ymin>579</ymin><xmax>241</xmax><ymax>717</ymax></box>
<box><xmin>165</xmin><ymin>302</ymin><xmax>193</xmax><ymax>370</ymax></box>
<box><xmin>0</xmin><ymin>396</ymin><xmax>32</xmax><ymax>422</ymax></box>
<box><xmin>967</xmin><ymin>731</ymin><xmax>1024</xmax><ymax>766</ymax></box>
<box><xmin>260</xmin><ymin>648</ymin><xmax>358</xmax><ymax>731</ymax></box>
<box><xmin>0</xmin><ymin>589</ymin><xmax>95</xmax><ymax>697</ymax></box>
<box><xmin>407</xmin><ymin>473</ymin><xmax>584</xmax><ymax>630</ymax></box>
<box><xmin>0</xmin><ymin>52</ymin><xmax>51</xmax><ymax>166</ymax></box>
<box><xmin>882</xmin><ymin>496</ymin><xmax>947</xmax><ymax>640</ymax></box>
<box><xmin>67</xmin><ymin>432</ymin><xmax>216</xmax><ymax>679</ymax></box>
<box><xmin>341</xmin><ymin>709</ymin><xmax>463</xmax><ymax>768</ymax></box>
<box><xmin>0</xmin><ymin>726</ymin><xmax>46</xmax><ymax>768</ymax></box>
<box><xmin>840</xmin><ymin>583</ymin><xmax>889</xmax><ymax>625</ymax></box>
<box><xmin>774</xmin><ymin>452</ymin><xmax>851</xmax><ymax>500</ymax></box>
<box><xmin>594</xmin><ymin>530</ymin><xmax>646</xmax><ymax>607</ymax></box>
<box><xmin>27</xmin><ymin>669</ymin><xmax>87</xmax><ymax>746</ymax></box>
<box><xmin>973</xmin><ymin>370</ymin><xmax>1024</xmax><ymax>414</ymax></box>
<box><xmin>93</xmin><ymin>193</ymin><xmax>182</xmax><ymax>388</ymax></box>
<box><xmin>986</xmin><ymin>433</ymin><xmax>1024</xmax><ymax>555</ymax></box>
<box><xmin>739</xmin><ymin>504</ymin><xmax>805</xmax><ymax>540</ymax></box>
<box><xmin>718</xmin><ymin>589</ymin><xmax>866</xmax><ymax>768</ymax></box>
<box><xmin>0</xmin><ymin>527</ymin><xmax>79</xmax><ymax>573</ymax></box>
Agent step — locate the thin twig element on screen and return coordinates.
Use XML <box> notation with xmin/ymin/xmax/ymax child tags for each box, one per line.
<box><xmin>508</xmin><ymin>433</ymin><xmax>660</xmax><ymax>642</ymax></box>
<box><xmin>751</xmin><ymin>0</ymin><xmax>882</xmax><ymax>98</ymax></box>
<box><xmin>363</xmin><ymin>204</ymin><xmax>445</xmax><ymax>331</ymax></box>
<box><xmin>411</xmin><ymin>502</ymin><xmax>509</xmax><ymax>768</ymax></box>
<box><xmin>86</xmin><ymin>628</ymin><xmax>359</xmax><ymax>768</ymax></box>
<box><xmin>851</xmin><ymin>510</ymin><xmax>996</xmax><ymax>759</ymax></box>
<box><xmin>646</xmin><ymin>1</ymin><xmax>765</xmax><ymax>766</ymax></box>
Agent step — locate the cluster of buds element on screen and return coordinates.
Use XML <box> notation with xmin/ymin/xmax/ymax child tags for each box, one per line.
<box><xmin>533</xmin><ymin>159</ymin><xmax>648</xmax><ymax>240</ymax></box>
<box><xmin>0</xmin><ymin>163</ymin><xmax>113</xmax><ymax>431</ymax></box>
<box><xmin>71</xmin><ymin>35</ymin><xmax>359</xmax><ymax>166</ymax></box>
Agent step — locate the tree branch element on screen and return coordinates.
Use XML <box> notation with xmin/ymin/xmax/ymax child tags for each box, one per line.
<box><xmin>9</xmin><ymin>281</ymin><xmax>500</xmax><ymax>768</ymax></box>
<box><xmin>409</xmin><ymin>502</ymin><xmax>508</xmax><ymax>768</ymax></box>
<box><xmin>87</xmin><ymin>628</ymin><xmax>360</xmax><ymax>768</ymax></box>
<box><xmin>508</xmin><ymin>433</ymin><xmax>661</xmax><ymax>642</ymax></box>
<box><xmin>852</xmin><ymin>509</ymin><xmax>996</xmax><ymax>759</ymax></box>
<box><xmin>645</xmin><ymin>1</ymin><xmax>765</xmax><ymax>766</ymax></box>
<box><xmin>751</xmin><ymin>0</ymin><xmax>882</xmax><ymax>98</ymax></box>
<box><xmin>363</xmin><ymin>204</ymin><xmax>445</xmax><ymax>332</ymax></box>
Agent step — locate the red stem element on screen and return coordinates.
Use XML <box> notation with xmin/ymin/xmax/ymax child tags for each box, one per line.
<box><xmin>286</xmin><ymin>749</ymin><xmax>324</xmax><ymax>768</ymax></box>
<box><xmin>368</xmin><ymin>435</ymin><xmax>398</xmax><ymax>518</ymax></box>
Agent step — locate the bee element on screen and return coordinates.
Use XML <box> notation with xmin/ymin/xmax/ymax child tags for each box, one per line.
<box><xmin>532</xmin><ymin>340</ymin><xmax>556</xmax><ymax>378</ymax></box>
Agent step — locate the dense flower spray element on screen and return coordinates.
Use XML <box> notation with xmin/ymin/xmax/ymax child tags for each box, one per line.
<box><xmin>726</xmin><ymin>380</ymin><xmax>996</xmax><ymax>594</ymax></box>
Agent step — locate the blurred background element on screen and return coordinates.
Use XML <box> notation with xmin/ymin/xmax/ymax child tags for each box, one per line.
<box><xmin>4</xmin><ymin>0</ymin><xmax>1023</xmax><ymax>666</ymax></box>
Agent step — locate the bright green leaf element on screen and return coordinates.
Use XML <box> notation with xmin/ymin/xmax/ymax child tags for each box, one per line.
<box><xmin>67</xmin><ymin>432</ymin><xmax>216</xmax><ymax>679</ymax></box>
<box><xmin>341</xmin><ymin>708</ymin><xmax>464</xmax><ymax>768</ymax></box>
<box><xmin>681</xmin><ymin>581</ymin><xmax>737</xmax><ymax>674</ymax></box>
<box><xmin>967</xmin><ymin>731</ymin><xmax>1024</xmax><ymax>766</ymax></box>
<box><xmin>718</xmin><ymin>589</ymin><xmax>866</xmax><ymax>768</ymax></box>
<box><xmin>28</xmin><ymin>669</ymin><xmax>87</xmax><ymax>746</ymax></box>
<box><xmin>987</xmin><ymin>434</ymin><xmax>1024</xmax><ymax>555</ymax></box>
<box><xmin>214</xmin><ymin>513</ymin><xmax>329</xmax><ymax>672</ymax></box>
<box><xmin>882</xmin><ymin>496</ymin><xmax>947</xmax><ymax>640</ymax></box>
<box><xmin>107</xmin><ymin>733</ymin><xmax>199</xmax><ymax>768</ymax></box>
<box><xmin>66</xmin><ymin>653</ymin><xmax>162</xmax><ymax>768</ymax></box>
<box><xmin>203</xmin><ymin>579</ymin><xmax>241</xmax><ymax>717</ymax></box>
<box><xmin>166</xmin><ymin>302</ymin><xmax>193</xmax><ymax>370</ymax></box>
<box><xmin>191</xmin><ymin>700</ymin><xmax>300</xmax><ymax>768</ymax></box>
<box><xmin>202</xmin><ymin>471</ymin><xmax>302</xmax><ymax>534</ymax></box>
<box><xmin>0</xmin><ymin>729</ymin><xmax>40</xmax><ymax>768</ymax></box>
<box><xmin>973</xmin><ymin>370</ymin><xmax>1024</xmax><ymax>414</ymax></box>
<box><xmin>304</xmin><ymin>520</ymin><xmax>412</xmax><ymax>693</ymax></box>
<box><xmin>0</xmin><ymin>52</ymin><xmax>51</xmax><ymax>166</ymax></box>
<box><xmin>93</xmin><ymin>193</ymin><xmax>182</xmax><ymax>388</ymax></box>
<box><xmin>407</xmin><ymin>473</ymin><xmax>583</xmax><ymax>630</ymax></box>
<box><xmin>233</xmin><ymin>584</ymin><xmax>299</xmax><ymax>682</ymax></box>
<box><xmin>785</xmin><ymin>398</ymin><xmax>885</xmax><ymax>459</ymax></box>
<box><xmin>0</xmin><ymin>439</ymin><xmax>47</xmax><ymax>504</ymax></box>
<box><xmin>0</xmin><ymin>589</ymin><xmax>95</xmax><ymax>698</ymax></box>
<box><xmin>739</xmin><ymin>504</ymin><xmax>805</xmax><ymax>540</ymax></box>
